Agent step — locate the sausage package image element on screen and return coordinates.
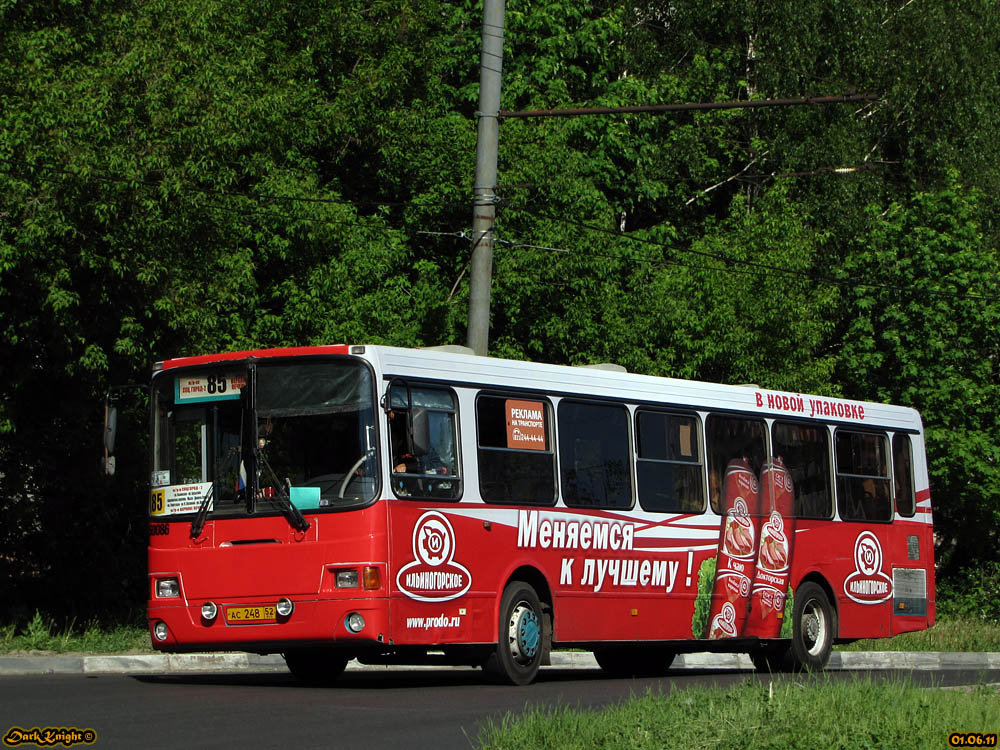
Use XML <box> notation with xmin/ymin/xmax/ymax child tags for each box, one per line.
<box><xmin>705</xmin><ymin>458</ymin><xmax>761</xmax><ymax>638</ymax></box>
<box><xmin>744</xmin><ymin>457</ymin><xmax>796</xmax><ymax>638</ymax></box>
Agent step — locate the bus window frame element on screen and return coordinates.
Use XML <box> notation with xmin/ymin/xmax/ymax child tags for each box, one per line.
<box><xmin>770</xmin><ymin>418</ymin><xmax>834</xmax><ymax>521</ymax></box>
<box><xmin>475</xmin><ymin>391</ymin><xmax>557</xmax><ymax>507</ymax></box>
<box><xmin>892</xmin><ymin>432</ymin><xmax>916</xmax><ymax>518</ymax></box>
<box><xmin>834</xmin><ymin>427</ymin><xmax>892</xmax><ymax>524</ymax></box>
<box><xmin>634</xmin><ymin>407</ymin><xmax>706</xmax><ymax>514</ymax></box>
<box><xmin>704</xmin><ymin>412</ymin><xmax>770</xmax><ymax>515</ymax></box>
<box><xmin>385</xmin><ymin>380</ymin><xmax>464</xmax><ymax>503</ymax></box>
<box><xmin>557</xmin><ymin>398</ymin><xmax>635</xmax><ymax>511</ymax></box>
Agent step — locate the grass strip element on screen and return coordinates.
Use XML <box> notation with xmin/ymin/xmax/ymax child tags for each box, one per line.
<box><xmin>837</xmin><ymin>618</ymin><xmax>1000</xmax><ymax>652</ymax></box>
<box><xmin>478</xmin><ymin>677</ymin><xmax>1000</xmax><ymax>750</ymax></box>
<box><xmin>0</xmin><ymin>612</ymin><xmax>151</xmax><ymax>654</ymax></box>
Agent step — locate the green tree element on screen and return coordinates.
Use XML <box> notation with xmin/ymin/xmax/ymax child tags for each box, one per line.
<box><xmin>0</xmin><ymin>0</ymin><xmax>475</xmax><ymax>617</ymax></box>
<box><xmin>1</xmin><ymin>0</ymin><xmax>998</xmax><ymax>620</ymax></box>
<box><xmin>836</xmin><ymin>178</ymin><xmax>1000</xmax><ymax>572</ymax></box>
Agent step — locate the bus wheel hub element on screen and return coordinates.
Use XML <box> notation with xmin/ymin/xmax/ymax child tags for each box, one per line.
<box><xmin>508</xmin><ymin>603</ymin><xmax>540</xmax><ymax>663</ymax></box>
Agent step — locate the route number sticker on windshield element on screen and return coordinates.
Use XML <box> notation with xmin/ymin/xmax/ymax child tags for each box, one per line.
<box><xmin>150</xmin><ymin>483</ymin><xmax>213</xmax><ymax>517</ymax></box>
<box><xmin>174</xmin><ymin>373</ymin><xmax>246</xmax><ymax>404</ymax></box>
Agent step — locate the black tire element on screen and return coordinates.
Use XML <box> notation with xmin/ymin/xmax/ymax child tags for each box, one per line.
<box><xmin>487</xmin><ymin>582</ymin><xmax>545</xmax><ymax>685</ymax></box>
<box><xmin>283</xmin><ymin>647</ymin><xmax>349</xmax><ymax>685</ymax></box>
<box><xmin>749</xmin><ymin>644</ymin><xmax>792</xmax><ymax>673</ymax></box>
<box><xmin>789</xmin><ymin>582</ymin><xmax>835</xmax><ymax>672</ymax></box>
<box><xmin>594</xmin><ymin>645</ymin><xmax>675</xmax><ymax>677</ymax></box>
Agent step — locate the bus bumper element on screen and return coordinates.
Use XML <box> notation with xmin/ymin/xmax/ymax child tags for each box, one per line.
<box><xmin>148</xmin><ymin>597</ymin><xmax>389</xmax><ymax>653</ymax></box>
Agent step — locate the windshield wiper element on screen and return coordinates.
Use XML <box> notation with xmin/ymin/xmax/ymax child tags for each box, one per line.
<box><xmin>189</xmin><ymin>442</ymin><xmax>241</xmax><ymax>540</ymax></box>
<box><xmin>257</xmin><ymin>448</ymin><xmax>311</xmax><ymax>532</ymax></box>
<box><xmin>190</xmin><ymin>483</ymin><xmax>215</xmax><ymax>539</ymax></box>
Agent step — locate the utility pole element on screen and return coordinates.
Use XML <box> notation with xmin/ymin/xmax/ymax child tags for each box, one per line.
<box><xmin>462</xmin><ymin>0</ymin><xmax>872</xmax><ymax>355</ymax></box>
<box><xmin>466</xmin><ymin>0</ymin><xmax>505</xmax><ymax>357</ymax></box>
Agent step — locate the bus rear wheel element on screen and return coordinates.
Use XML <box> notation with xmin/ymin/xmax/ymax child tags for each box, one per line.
<box><xmin>594</xmin><ymin>645</ymin><xmax>675</xmax><ymax>677</ymax></box>
<box><xmin>283</xmin><ymin>647</ymin><xmax>349</xmax><ymax>685</ymax></box>
<box><xmin>487</xmin><ymin>582</ymin><xmax>545</xmax><ymax>685</ymax></box>
<box><xmin>789</xmin><ymin>582</ymin><xmax>834</xmax><ymax>672</ymax></box>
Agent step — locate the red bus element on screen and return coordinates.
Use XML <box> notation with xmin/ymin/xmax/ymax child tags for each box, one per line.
<box><xmin>147</xmin><ymin>344</ymin><xmax>934</xmax><ymax>684</ymax></box>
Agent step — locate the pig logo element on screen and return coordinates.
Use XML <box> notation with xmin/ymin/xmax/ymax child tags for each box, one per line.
<box><xmin>844</xmin><ymin>531</ymin><xmax>892</xmax><ymax>604</ymax></box>
<box><xmin>418</xmin><ymin>517</ymin><xmax>451</xmax><ymax>566</ymax></box>
<box><xmin>397</xmin><ymin>512</ymin><xmax>471</xmax><ymax>602</ymax></box>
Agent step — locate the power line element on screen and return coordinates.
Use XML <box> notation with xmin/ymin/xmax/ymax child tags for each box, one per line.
<box><xmin>496</xmin><ymin>162</ymin><xmax>891</xmax><ymax>199</ymax></box>
<box><xmin>500</xmin><ymin>93</ymin><xmax>878</xmax><ymax>119</ymax></box>
<box><xmin>498</xmin><ymin>202</ymin><xmax>998</xmax><ymax>302</ymax></box>
<box><xmin>4</xmin><ymin>154</ymin><xmax>992</xmax><ymax>302</ymax></box>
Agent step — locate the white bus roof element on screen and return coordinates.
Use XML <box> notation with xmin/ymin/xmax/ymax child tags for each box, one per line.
<box><xmin>362</xmin><ymin>345</ymin><xmax>923</xmax><ymax>433</ymax></box>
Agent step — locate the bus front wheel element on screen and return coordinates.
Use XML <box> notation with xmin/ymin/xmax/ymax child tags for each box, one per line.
<box><xmin>789</xmin><ymin>582</ymin><xmax>834</xmax><ymax>672</ymax></box>
<box><xmin>487</xmin><ymin>582</ymin><xmax>545</xmax><ymax>685</ymax></box>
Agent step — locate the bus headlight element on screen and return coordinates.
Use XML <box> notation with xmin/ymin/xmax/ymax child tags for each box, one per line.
<box><xmin>153</xmin><ymin>621</ymin><xmax>169</xmax><ymax>641</ymax></box>
<box><xmin>336</xmin><ymin>569</ymin><xmax>359</xmax><ymax>588</ymax></box>
<box><xmin>156</xmin><ymin>577</ymin><xmax>179</xmax><ymax>598</ymax></box>
<box><xmin>276</xmin><ymin>598</ymin><xmax>294</xmax><ymax>617</ymax></box>
<box><xmin>345</xmin><ymin>612</ymin><xmax>365</xmax><ymax>633</ymax></box>
<box><xmin>201</xmin><ymin>601</ymin><xmax>218</xmax><ymax>621</ymax></box>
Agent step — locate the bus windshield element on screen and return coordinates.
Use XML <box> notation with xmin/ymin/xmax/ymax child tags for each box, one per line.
<box><xmin>151</xmin><ymin>358</ymin><xmax>378</xmax><ymax>520</ymax></box>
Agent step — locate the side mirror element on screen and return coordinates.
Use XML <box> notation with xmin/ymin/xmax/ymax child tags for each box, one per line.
<box><xmin>100</xmin><ymin>382</ymin><xmax>148</xmax><ymax>477</ymax></box>
<box><xmin>104</xmin><ymin>404</ymin><xmax>118</xmax><ymax>454</ymax></box>
<box><xmin>103</xmin><ymin>400</ymin><xmax>118</xmax><ymax>476</ymax></box>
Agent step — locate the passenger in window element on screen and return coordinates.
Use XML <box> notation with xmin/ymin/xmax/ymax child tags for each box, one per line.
<box><xmin>388</xmin><ymin>409</ymin><xmax>416</xmax><ymax>495</ymax></box>
<box><xmin>388</xmin><ymin>410</ymin><xmax>406</xmax><ymax>464</ymax></box>
<box><xmin>389</xmin><ymin>408</ymin><xmax>457</xmax><ymax>499</ymax></box>
<box><xmin>394</xmin><ymin>453</ymin><xmax>419</xmax><ymax>474</ymax></box>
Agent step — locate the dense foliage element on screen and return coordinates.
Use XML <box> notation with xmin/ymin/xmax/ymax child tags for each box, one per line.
<box><xmin>1</xmin><ymin>0</ymin><xmax>997</xmax><ymax>620</ymax></box>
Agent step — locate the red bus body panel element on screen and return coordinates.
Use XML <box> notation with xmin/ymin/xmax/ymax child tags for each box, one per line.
<box><xmin>147</xmin><ymin>345</ymin><xmax>935</xmax><ymax>657</ymax></box>
<box><xmin>149</xmin><ymin>505</ymin><xmax>389</xmax><ymax>650</ymax></box>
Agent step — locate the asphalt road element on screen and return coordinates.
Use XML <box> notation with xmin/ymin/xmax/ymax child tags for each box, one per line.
<box><xmin>3</xmin><ymin>666</ymin><xmax>1000</xmax><ymax>750</ymax></box>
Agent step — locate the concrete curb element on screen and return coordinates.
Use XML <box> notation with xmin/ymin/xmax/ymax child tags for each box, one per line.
<box><xmin>1</xmin><ymin>651</ymin><xmax>999</xmax><ymax>676</ymax></box>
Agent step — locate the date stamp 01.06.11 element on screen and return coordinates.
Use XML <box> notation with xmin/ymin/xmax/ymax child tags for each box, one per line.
<box><xmin>948</xmin><ymin>733</ymin><xmax>998</xmax><ymax>748</ymax></box>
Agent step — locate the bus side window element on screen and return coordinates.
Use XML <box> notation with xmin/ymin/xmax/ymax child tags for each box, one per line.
<box><xmin>836</xmin><ymin>431</ymin><xmax>891</xmax><ymax>522</ymax></box>
<box><xmin>636</xmin><ymin>410</ymin><xmax>705</xmax><ymax>513</ymax></box>
<box><xmin>893</xmin><ymin>434</ymin><xmax>915</xmax><ymax>517</ymax></box>
<box><xmin>772</xmin><ymin>422</ymin><xmax>832</xmax><ymax>519</ymax></box>
<box><xmin>476</xmin><ymin>395</ymin><xmax>556</xmax><ymax>505</ymax></box>
<box><xmin>705</xmin><ymin>415</ymin><xmax>767</xmax><ymax>514</ymax></box>
<box><xmin>558</xmin><ymin>401</ymin><xmax>632</xmax><ymax>509</ymax></box>
<box><xmin>387</xmin><ymin>385</ymin><xmax>461</xmax><ymax>501</ymax></box>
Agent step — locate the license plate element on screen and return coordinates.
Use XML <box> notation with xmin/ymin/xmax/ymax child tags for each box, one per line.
<box><xmin>226</xmin><ymin>605</ymin><xmax>277</xmax><ymax>624</ymax></box>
